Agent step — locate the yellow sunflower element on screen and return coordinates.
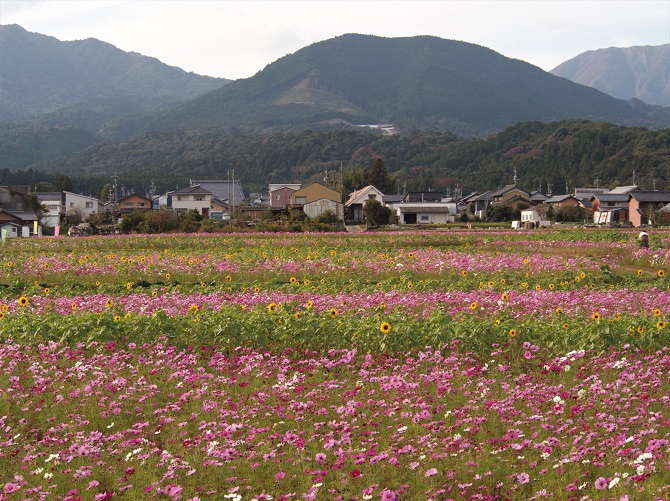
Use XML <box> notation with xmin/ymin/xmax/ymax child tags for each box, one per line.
<box><xmin>638</xmin><ymin>269</ymin><xmax>644</xmax><ymax>276</ymax></box>
<box><xmin>658</xmin><ymin>321</ymin><xmax>667</xmax><ymax>330</ymax></box>
<box><xmin>18</xmin><ymin>296</ymin><xmax>29</xmax><ymax>307</ymax></box>
<box><xmin>267</xmin><ymin>303</ymin><xmax>278</xmax><ymax>313</ymax></box>
<box><xmin>329</xmin><ymin>308</ymin><xmax>338</xmax><ymax>318</ymax></box>
<box><xmin>509</xmin><ymin>329</ymin><xmax>517</xmax><ymax>338</ymax></box>
<box><xmin>380</xmin><ymin>322</ymin><xmax>391</xmax><ymax>334</ymax></box>
<box><xmin>501</xmin><ymin>293</ymin><xmax>509</xmax><ymax>301</ymax></box>
<box><xmin>591</xmin><ymin>312</ymin><xmax>601</xmax><ymax>322</ymax></box>
<box><xmin>469</xmin><ymin>301</ymin><xmax>477</xmax><ymax>310</ymax></box>
<box><xmin>658</xmin><ymin>270</ymin><xmax>665</xmax><ymax>278</ymax></box>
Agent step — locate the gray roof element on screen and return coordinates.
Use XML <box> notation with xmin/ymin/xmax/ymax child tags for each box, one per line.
<box><xmin>36</xmin><ymin>192</ymin><xmax>63</xmax><ymax>201</ymax></box>
<box><xmin>491</xmin><ymin>184</ymin><xmax>525</xmax><ymax>197</ymax></box>
<box><xmin>545</xmin><ymin>195</ymin><xmax>578</xmax><ymax>203</ymax></box>
<box><xmin>470</xmin><ymin>191</ymin><xmax>493</xmax><ymax>202</ymax></box>
<box><xmin>397</xmin><ymin>206</ymin><xmax>455</xmax><ymax>214</ymax></box>
<box><xmin>191</xmin><ymin>180</ymin><xmax>244</xmax><ymax>203</ymax></box>
<box><xmin>1</xmin><ymin>210</ymin><xmax>38</xmax><ymax>221</ymax></box>
<box><xmin>591</xmin><ymin>193</ymin><xmax>630</xmax><ymax>202</ymax></box>
<box><xmin>172</xmin><ymin>186</ymin><xmax>212</xmax><ymax>196</ymax></box>
<box><xmin>630</xmin><ymin>191</ymin><xmax>670</xmax><ymax>203</ymax></box>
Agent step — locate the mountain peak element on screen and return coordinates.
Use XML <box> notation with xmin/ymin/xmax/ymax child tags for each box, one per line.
<box><xmin>551</xmin><ymin>44</ymin><xmax>670</xmax><ymax>106</ymax></box>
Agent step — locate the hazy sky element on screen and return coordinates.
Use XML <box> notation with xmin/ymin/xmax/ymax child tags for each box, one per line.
<box><xmin>2</xmin><ymin>0</ymin><xmax>669</xmax><ymax>80</ymax></box>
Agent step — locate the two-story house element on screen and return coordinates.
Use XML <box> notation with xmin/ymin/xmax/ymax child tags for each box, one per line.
<box><xmin>63</xmin><ymin>191</ymin><xmax>99</xmax><ymax>222</ymax></box>
<box><xmin>118</xmin><ymin>193</ymin><xmax>154</xmax><ymax>214</ymax></box>
<box><xmin>290</xmin><ymin>183</ymin><xmax>343</xmax><ymax>220</ymax></box>
<box><xmin>345</xmin><ymin>185</ymin><xmax>385</xmax><ymax>222</ymax></box>
<box><xmin>269</xmin><ymin>183</ymin><xmax>301</xmax><ymax>210</ymax></box>
<box><xmin>169</xmin><ymin>186</ymin><xmax>213</xmax><ymax>217</ymax></box>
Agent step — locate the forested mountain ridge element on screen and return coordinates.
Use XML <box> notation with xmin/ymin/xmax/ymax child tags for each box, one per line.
<box><xmin>552</xmin><ymin>44</ymin><xmax>670</xmax><ymax>107</ymax></box>
<box><xmin>17</xmin><ymin>120</ymin><xmax>669</xmax><ymax>196</ymax></box>
<box><xmin>152</xmin><ymin>34</ymin><xmax>668</xmax><ymax>135</ymax></box>
<box><xmin>0</xmin><ymin>24</ymin><xmax>230</xmax><ymax>120</ymax></box>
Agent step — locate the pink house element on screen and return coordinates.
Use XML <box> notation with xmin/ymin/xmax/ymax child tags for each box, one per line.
<box><xmin>269</xmin><ymin>184</ymin><xmax>301</xmax><ymax>209</ymax></box>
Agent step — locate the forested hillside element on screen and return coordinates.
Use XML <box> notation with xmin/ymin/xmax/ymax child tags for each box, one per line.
<box><xmin>11</xmin><ymin>120</ymin><xmax>669</xmax><ymax>197</ymax></box>
<box><xmin>152</xmin><ymin>34</ymin><xmax>664</xmax><ymax>135</ymax></box>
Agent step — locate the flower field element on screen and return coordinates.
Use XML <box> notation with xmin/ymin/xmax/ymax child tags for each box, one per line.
<box><xmin>0</xmin><ymin>229</ymin><xmax>669</xmax><ymax>500</ymax></box>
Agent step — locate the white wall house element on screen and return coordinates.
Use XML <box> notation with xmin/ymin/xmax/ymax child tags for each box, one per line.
<box><xmin>63</xmin><ymin>192</ymin><xmax>99</xmax><ymax>221</ymax></box>
<box><xmin>169</xmin><ymin>186</ymin><xmax>213</xmax><ymax>217</ymax></box>
<box><xmin>396</xmin><ymin>203</ymin><xmax>457</xmax><ymax>225</ymax></box>
<box><xmin>36</xmin><ymin>192</ymin><xmax>63</xmax><ymax>227</ymax></box>
<box><xmin>520</xmin><ymin>209</ymin><xmax>550</xmax><ymax>228</ymax></box>
<box><xmin>345</xmin><ymin>185</ymin><xmax>385</xmax><ymax>222</ymax></box>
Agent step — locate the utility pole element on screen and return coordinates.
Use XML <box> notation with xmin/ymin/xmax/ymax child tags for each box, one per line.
<box><xmin>110</xmin><ymin>174</ymin><xmax>119</xmax><ymax>214</ymax></box>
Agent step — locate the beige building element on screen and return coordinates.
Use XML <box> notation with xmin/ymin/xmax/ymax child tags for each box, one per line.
<box><xmin>290</xmin><ymin>183</ymin><xmax>342</xmax><ymax>205</ymax></box>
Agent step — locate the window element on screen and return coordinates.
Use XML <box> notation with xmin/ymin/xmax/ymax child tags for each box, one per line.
<box><xmin>368</xmin><ymin>194</ymin><xmax>376</xmax><ymax>200</ymax></box>
<box><xmin>125</xmin><ymin>203</ymin><xmax>134</xmax><ymax>207</ymax></box>
<box><xmin>85</xmin><ymin>202</ymin><xmax>93</xmax><ymax>208</ymax></box>
<box><xmin>195</xmin><ymin>196</ymin><xmax>204</xmax><ymax>201</ymax></box>
<box><xmin>420</xmin><ymin>215</ymin><xmax>430</xmax><ymax>221</ymax></box>
<box><xmin>69</xmin><ymin>202</ymin><xmax>74</xmax><ymax>207</ymax></box>
<box><xmin>139</xmin><ymin>203</ymin><xmax>146</xmax><ymax>207</ymax></box>
<box><xmin>275</xmin><ymin>195</ymin><xmax>280</xmax><ymax>200</ymax></box>
<box><xmin>295</xmin><ymin>196</ymin><xmax>307</xmax><ymax>205</ymax></box>
<box><xmin>177</xmin><ymin>196</ymin><xmax>182</xmax><ymax>201</ymax></box>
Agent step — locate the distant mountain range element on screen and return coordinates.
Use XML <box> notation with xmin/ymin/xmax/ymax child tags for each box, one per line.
<box><xmin>551</xmin><ymin>44</ymin><xmax>670</xmax><ymax>107</ymax></box>
<box><xmin>153</xmin><ymin>34</ymin><xmax>668</xmax><ymax>135</ymax></box>
<box><xmin>0</xmin><ymin>24</ymin><xmax>230</xmax><ymax>123</ymax></box>
<box><xmin>1</xmin><ymin>26</ymin><xmax>669</xmax><ymax>196</ymax></box>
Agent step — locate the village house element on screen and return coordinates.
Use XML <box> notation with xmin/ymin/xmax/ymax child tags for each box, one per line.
<box><xmin>290</xmin><ymin>183</ymin><xmax>344</xmax><ymax>220</ymax></box>
<box><xmin>168</xmin><ymin>186</ymin><xmax>213</xmax><ymax>217</ymax></box>
<box><xmin>63</xmin><ymin>191</ymin><xmax>99</xmax><ymax>222</ymax></box>
<box><xmin>269</xmin><ymin>183</ymin><xmax>301</xmax><ymax>210</ymax></box>
<box><xmin>629</xmin><ymin>191</ymin><xmax>670</xmax><ymax>227</ymax></box>
<box><xmin>0</xmin><ymin>209</ymin><xmax>40</xmax><ymax>237</ymax></box>
<box><xmin>117</xmin><ymin>193</ymin><xmax>153</xmax><ymax>214</ymax></box>
<box><xmin>345</xmin><ymin>185</ymin><xmax>385</xmax><ymax>222</ymax></box>
<box><xmin>544</xmin><ymin>194</ymin><xmax>583</xmax><ymax>209</ymax></box>
<box><xmin>36</xmin><ymin>192</ymin><xmax>64</xmax><ymax>227</ymax></box>
<box><xmin>395</xmin><ymin>202</ymin><xmax>458</xmax><ymax>225</ymax></box>
<box><xmin>491</xmin><ymin>184</ymin><xmax>531</xmax><ymax>205</ymax></box>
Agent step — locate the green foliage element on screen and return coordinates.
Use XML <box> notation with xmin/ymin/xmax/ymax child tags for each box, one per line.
<box><xmin>363</xmin><ymin>199</ymin><xmax>392</xmax><ymax>227</ymax></box>
<box><xmin>16</xmin><ymin>119</ymin><xmax>670</xmax><ymax>197</ymax></box>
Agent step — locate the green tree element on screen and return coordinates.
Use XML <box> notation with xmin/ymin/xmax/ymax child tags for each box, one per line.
<box><xmin>363</xmin><ymin>199</ymin><xmax>392</xmax><ymax>227</ymax></box>
<box><xmin>100</xmin><ymin>183</ymin><xmax>113</xmax><ymax>204</ymax></box>
<box><xmin>368</xmin><ymin>159</ymin><xmax>390</xmax><ymax>193</ymax></box>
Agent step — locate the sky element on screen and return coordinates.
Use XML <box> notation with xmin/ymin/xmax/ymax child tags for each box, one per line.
<box><xmin>1</xmin><ymin>0</ymin><xmax>669</xmax><ymax>80</ymax></box>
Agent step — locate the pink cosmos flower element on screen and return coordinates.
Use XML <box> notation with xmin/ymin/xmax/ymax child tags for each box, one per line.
<box><xmin>274</xmin><ymin>472</ymin><xmax>285</xmax><ymax>481</ymax></box>
<box><xmin>594</xmin><ymin>477</ymin><xmax>608</xmax><ymax>489</ymax></box>
<box><xmin>425</xmin><ymin>468</ymin><xmax>438</xmax><ymax>477</ymax></box>
<box><xmin>380</xmin><ymin>489</ymin><xmax>397</xmax><ymax>501</ymax></box>
<box><xmin>4</xmin><ymin>483</ymin><xmax>20</xmax><ymax>493</ymax></box>
<box><xmin>517</xmin><ymin>472</ymin><xmax>530</xmax><ymax>484</ymax></box>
